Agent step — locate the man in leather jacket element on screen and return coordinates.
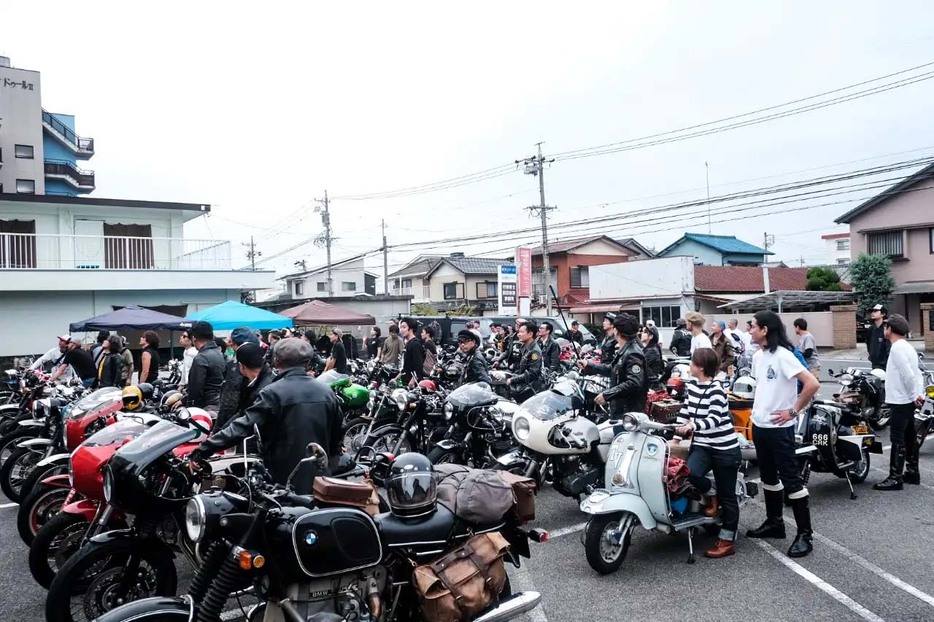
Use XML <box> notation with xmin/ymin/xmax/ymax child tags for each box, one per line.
<box><xmin>187</xmin><ymin>338</ymin><xmax>343</xmax><ymax>494</ymax></box>
<box><xmin>538</xmin><ymin>321</ymin><xmax>561</xmax><ymax>372</ymax></box>
<box><xmin>581</xmin><ymin>313</ymin><xmax>647</xmax><ymax>415</ymax></box>
<box><xmin>217</xmin><ymin>326</ymin><xmax>260</xmax><ymax>431</ymax></box>
<box><xmin>456</xmin><ymin>329</ymin><xmax>491</xmax><ymax>385</ymax></box>
<box><xmin>600</xmin><ymin>313</ymin><xmax>618</xmax><ymax>364</ymax></box>
<box><xmin>506</xmin><ymin>321</ymin><xmax>544</xmax><ymax>401</ymax></box>
<box><xmin>866</xmin><ymin>304</ymin><xmax>891</xmax><ymax>370</ymax></box>
<box><xmin>187</xmin><ymin>321</ymin><xmax>227</xmax><ymax>412</ymax></box>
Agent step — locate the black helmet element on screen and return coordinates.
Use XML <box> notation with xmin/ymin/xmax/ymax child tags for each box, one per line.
<box><xmin>386</xmin><ymin>453</ymin><xmax>437</xmax><ymax>518</ymax></box>
<box><xmin>137</xmin><ymin>383</ymin><xmax>155</xmax><ymax>401</ymax></box>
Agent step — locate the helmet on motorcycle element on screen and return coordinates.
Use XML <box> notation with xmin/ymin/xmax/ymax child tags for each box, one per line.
<box><xmin>732</xmin><ymin>376</ymin><xmax>757</xmax><ymax>400</ymax></box>
<box><xmin>137</xmin><ymin>383</ymin><xmax>155</xmax><ymax>402</ymax></box>
<box><xmin>386</xmin><ymin>452</ymin><xmax>437</xmax><ymax>518</ymax></box>
<box><xmin>121</xmin><ymin>385</ymin><xmax>144</xmax><ymax>411</ymax></box>
<box><xmin>160</xmin><ymin>390</ymin><xmax>184</xmax><ymax>411</ymax></box>
<box><xmin>666</xmin><ymin>377</ymin><xmax>685</xmax><ymax>398</ymax></box>
<box><xmin>418</xmin><ymin>379</ymin><xmax>437</xmax><ymax>393</ymax></box>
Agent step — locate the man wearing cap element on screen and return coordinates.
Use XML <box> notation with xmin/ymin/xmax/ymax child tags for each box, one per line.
<box><xmin>188</xmin><ymin>338</ymin><xmax>343</xmax><ymax>493</ymax></box>
<box><xmin>457</xmin><ymin>329</ymin><xmax>491</xmax><ymax>385</ymax></box>
<box><xmin>31</xmin><ymin>336</ymin><xmax>74</xmax><ymax>379</ymax></box>
<box><xmin>213</xmin><ymin>343</ymin><xmax>275</xmax><ymax>454</ymax></box>
<box><xmin>873</xmin><ymin>314</ymin><xmax>925</xmax><ymax>491</ymax></box>
<box><xmin>217</xmin><ymin>326</ymin><xmax>261</xmax><ymax>430</ymax></box>
<box><xmin>506</xmin><ymin>321</ymin><xmax>544</xmax><ymax>401</ymax></box>
<box><xmin>580</xmin><ymin>313</ymin><xmax>648</xmax><ymax>415</ymax></box>
<box><xmin>867</xmin><ymin>304</ymin><xmax>891</xmax><ymax>370</ymax></box>
<box><xmin>51</xmin><ymin>338</ymin><xmax>98</xmax><ymax>387</ymax></box>
<box><xmin>187</xmin><ymin>321</ymin><xmax>227</xmax><ymax>412</ymax></box>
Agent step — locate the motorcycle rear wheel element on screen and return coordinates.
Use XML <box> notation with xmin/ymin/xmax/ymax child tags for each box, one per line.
<box><xmin>0</xmin><ymin>445</ymin><xmax>42</xmax><ymax>502</ymax></box>
<box><xmin>29</xmin><ymin>511</ymin><xmax>91</xmax><ymax>589</ymax></box>
<box><xmin>869</xmin><ymin>406</ymin><xmax>891</xmax><ymax>431</ymax></box>
<box><xmin>427</xmin><ymin>446</ymin><xmax>462</xmax><ymax>466</ymax></box>
<box><xmin>584</xmin><ymin>512</ymin><xmax>633</xmax><ymax>575</ymax></box>
<box><xmin>850</xmin><ymin>448</ymin><xmax>871</xmax><ymax>483</ymax></box>
<box><xmin>17</xmin><ymin>481</ymin><xmax>69</xmax><ymax>544</ymax></box>
<box><xmin>46</xmin><ymin>537</ymin><xmax>177</xmax><ymax>622</ymax></box>
<box><xmin>342</xmin><ymin>417</ymin><xmax>371</xmax><ymax>454</ymax></box>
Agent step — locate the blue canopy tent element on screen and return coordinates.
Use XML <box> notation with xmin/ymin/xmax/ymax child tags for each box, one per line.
<box><xmin>185</xmin><ymin>300</ymin><xmax>293</xmax><ymax>331</ymax></box>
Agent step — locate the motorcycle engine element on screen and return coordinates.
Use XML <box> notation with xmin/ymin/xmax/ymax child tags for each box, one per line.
<box><xmin>288</xmin><ymin>567</ymin><xmax>387</xmax><ymax>622</ymax></box>
<box><xmin>554</xmin><ymin>456</ymin><xmax>602</xmax><ymax>498</ymax></box>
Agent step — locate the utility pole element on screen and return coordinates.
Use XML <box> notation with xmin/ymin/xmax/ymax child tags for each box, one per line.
<box><xmin>763</xmin><ymin>232</ymin><xmax>775</xmax><ymax>252</ymax></box>
<box><xmin>517</xmin><ymin>143</ymin><xmax>556</xmax><ymax>315</ymax></box>
<box><xmin>242</xmin><ymin>236</ymin><xmax>261</xmax><ymax>270</ymax></box>
<box><xmin>382</xmin><ymin>218</ymin><xmax>389</xmax><ymax>295</ymax></box>
<box><xmin>705</xmin><ymin>161</ymin><xmax>711</xmax><ymax>234</ymax></box>
<box><xmin>314</xmin><ymin>190</ymin><xmax>335</xmax><ymax>297</ymax></box>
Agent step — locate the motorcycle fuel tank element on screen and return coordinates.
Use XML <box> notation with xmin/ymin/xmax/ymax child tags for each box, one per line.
<box><xmin>290</xmin><ymin>507</ymin><xmax>383</xmax><ymax>578</ymax></box>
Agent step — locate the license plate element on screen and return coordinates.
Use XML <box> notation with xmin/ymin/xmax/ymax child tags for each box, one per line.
<box><xmin>852</xmin><ymin>424</ymin><xmax>868</xmax><ymax>435</ymax></box>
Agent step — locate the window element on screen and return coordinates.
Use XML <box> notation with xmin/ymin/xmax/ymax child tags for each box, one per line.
<box><xmin>835</xmin><ymin>239</ymin><xmax>850</xmax><ymax>251</ymax></box>
<box><xmin>316</xmin><ymin>282</ymin><xmax>327</xmax><ymax>292</ymax></box>
<box><xmin>15</xmin><ymin>179</ymin><xmax>35</xmax><ymax>194</ymax></box>
<box><xmin>0</xmin><ymin>219</ymin><xmax>37</xmax><ymax>268</ymax></box>
<box><xmin>401</xmin><ymin>278</ymin><xmax>412</xmax><ymax>289</ymax></box>
<box><xmin>444</xmin><ymin>282</ymin><xmax>459</xmax><ymax>300</ymax></box>
<box><xmin>103</xmin><ymin>223</ymin><xmax>153</xmax><ymax>269</ymax></box>
<box><xmin>837</xmin><ymin>258</ymin><xmax>850</xmax><ymax>265</ymax></box>
<box><xmin>867</xmin><ymin>230</ymin><xmax>903</xmax><ymax>258</ymax></box>
<box><xmin>294</xmin><ymin>281</ymin><xmax>305</xmax><ymax>296</ymax></box>
<box><xmin>570</xmin><ymin>266</ymin><xmax>590</xmax><ymax>288</ymax></box>
<box><xmin>14</xmin><ymin>145</ymin><xmax>34</xmax><ymax>159</ymax></box>
<box><xmin>341</xmin><ymin>281</ymin><xmax>356</xmax><ymax>292</ymax></box>
<box><xmin>476</xmin><ymin>281</ymin><xmax>497</xmax><ymax>299</ymax></box>
<box><xmin>642</xmin><ymin>305</ymin><xmax>681</xmax><ymax>328</ymax></box>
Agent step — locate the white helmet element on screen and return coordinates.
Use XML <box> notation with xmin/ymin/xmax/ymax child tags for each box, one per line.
<box><xmin>732</xmin><ymin>376</ymin><xmax>757</xmax><ymax>400</ymax></box>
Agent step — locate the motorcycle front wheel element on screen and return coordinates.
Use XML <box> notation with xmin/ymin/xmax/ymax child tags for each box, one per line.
<box><xmin>0</xmin><ymin>427</ymin><xmax>38</xmax><ymax>467</ymax></box>
<box><xmin>584</xmin><ymin>512</ymin><xmax>633</xmax><ymax>575</ymax></box>
<box><xmin>29</xmin><ymin>511</ymin><xmax>92</xmax><ymax>589</ymax></box>
<box><xmin>46</xmin><ymin>537</ymin><xmax>177</xmax><ymax>622</ymax></box>
<box><xmin>342</xmin><ymin>417</ymin><xmax>371</xmax><ymax>454</ymax></box>
<box><xmin>0</xmin><ymin>445</ymin><xmax>42</xmax><ymax>502</ymax></box>
<box><xmin>17</xmin><ymin>481</ymin><xmax>70</xmax><ymax>544</ymax></box>
<box><xmin>427</xmin><ymin>446</ymin><xmax>462</xmax><ymax>466</ymax></box>
<box><xmin>365</xmin><ymin>426</ymin><xmax>415</xmax><ymax>456</ymax></box>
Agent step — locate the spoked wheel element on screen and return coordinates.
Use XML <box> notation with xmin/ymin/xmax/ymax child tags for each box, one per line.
<box><xmin>46</xmin><ymin>538</ymin><xmax>177</xmax><ymax>622</ymax></box>
<box><xmin>427</xmin><ymin>446</ymin><xmax>461</xmax><ymax>465</ymax></box>
<box><xmin>584</xmin><ymin>512</ymin><xmax>634</xmax><ymax>575</ymax></box>
<box><xmin>850</xmin><ymin>447</ymin><xmax>871</xmax><ymax>483</ymax></box>
<box><xmin>29</xmin><ymin>512</ymin><xmax>91</xmax><ymax>589</ymax></box>
<box><xmin>342</xmin><ymin>418</ymin><xmax>371</xmax><ymax>454</ymax></box>
<box><xmin>0</xmin><ymin>428</ymin><xmax>37</xmax><ymax>467</ymax></box>
<box><xmin>17</xmin><ymin>482</ymin><xmax>70</xmax><ymax>544</ymax></box>
<box><xmin>869</xmin><ymin>406</ymin><xmax>891</xmax><ymax>431</ymax></box>
<box><xmin>0</xmin><ymin>445</ymin><xmax>41</xmax><ymax>502</ymax></box>
<box><xmin>368</xmin><ymin>429</ymin><xmax>413</xmax><ymax>456</ymax></box>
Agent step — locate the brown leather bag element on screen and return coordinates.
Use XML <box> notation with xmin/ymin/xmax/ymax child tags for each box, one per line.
<box><xmin>313</xmin><ymin>476</ymin><xmax>380</xmax><ymax>516</ymax></box>
<box><xmin>495</xmin><ymin>471</ymin><xmax>536</xmax><ymax>522</ymax></box>
<box><xmin>412</xmin><ymin>532</ymin><xmax>510</xmax><ymax>622</ymax></box>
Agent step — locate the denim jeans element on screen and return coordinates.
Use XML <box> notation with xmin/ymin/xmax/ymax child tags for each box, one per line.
<box><xmin>752</xmin><ymin>424</ymin><xmax>805</xmax><ymax>496</ymax></box>
<box><xmin>80</xmin><ymin>377</ymin><xmax>95</xmax><ymax>388</ymax></box>
<box><xmin>686</xmin><ymin>444</ymin><xmax>741</xmax><ymax>540</ymax></box>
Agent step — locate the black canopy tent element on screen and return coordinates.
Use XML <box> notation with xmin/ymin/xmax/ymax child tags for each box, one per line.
<box><xmin>70</xmin><ymin>305</ymin><xmax>191</xmax><ymax>363</ymax></box>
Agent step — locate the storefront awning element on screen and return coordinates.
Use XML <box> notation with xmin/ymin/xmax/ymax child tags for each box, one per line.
<box><xmin>894</xmin><ymin>281</ymin><xmax>934</xmax><ymax>295</ymax></box>
<box><xmin>718</xmin><ymin>290</ymin><xmax>854</xmax><ymax>312</ymax></box>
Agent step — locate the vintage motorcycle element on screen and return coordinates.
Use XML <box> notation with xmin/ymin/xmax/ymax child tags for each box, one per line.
<box><xmin>580</xmin><ymin>412</ymin><xmax>757</xmax><ymax>573</ymax></box>
<box><xmin>916</xmin><ymin>383</ymin><xmax>934</xmax><ymax>449</ymax></box>
<box><xmin>828</xmin><ymin>367</ymin><xmax>890</xmax><ymax>430</ymax></box>
<box><xmin>427</xmin><ymin>382</ymin><xmax>519</xmax><ymax>467</ymax></box>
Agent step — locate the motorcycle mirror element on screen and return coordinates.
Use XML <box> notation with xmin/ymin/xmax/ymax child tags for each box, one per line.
<box><xmin>827</xmin><ymin>368</ymin><xmax>835</xmax><ymax>376</ymax></box>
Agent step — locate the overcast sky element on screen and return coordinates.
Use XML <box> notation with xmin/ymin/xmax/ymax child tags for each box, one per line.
<box><xmin>4</xmin><ymin>1</ymin><xmax>934</xmax><ymax>281</ymax></box>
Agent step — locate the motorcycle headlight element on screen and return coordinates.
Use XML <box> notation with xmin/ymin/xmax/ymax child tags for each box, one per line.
<box><xmin>185</xmin><ymin>496</ymin><xmax>207</xmax><ymax>543</ymax></box>
<box><xmin>391</xmin><ymin>388</ymin><xmax>409</xmax><ymax>411</ymax></box>
<box><xmin>444</xmin><ymin>403</ymin><xmax>454</xmax><ymax>420</ymax></box>
<box><xmin>840</xmin><ymin>374</ymin><xmax>853</xmax><ymax>385</ymax></box>
<box><xmin>513</xmin><ymin>416</ymin><xmax>530</xmax><ymax>441</ymax></box>
<box><xmin>102</xmin><ymin>467</ymin><xmax>114</xmax><ymax>503</ymax></box>
<box><xmin>926</xmin><ymin>385</ymin><xmax>934</xmax><ymax>399</ymax></box>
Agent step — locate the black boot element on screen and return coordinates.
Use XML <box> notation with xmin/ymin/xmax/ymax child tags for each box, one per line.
<box><xmin>905</xmin><ymin>437</ymin><xmax>920</xmax><ymax>486</ymax></box>
<box><xmin>787</xmin><ymin>495</ymin><xmax>813</xmax><ymax>558</ymax></box>
<box><xmin>746</xmin><ymin>488</ymin><xmax>786</xmax><ymax>539</ymax></box>
<box><xmin>873</xmin><ymin>444</ymin><xmax>905</xmax><ymax>491</ymax></box>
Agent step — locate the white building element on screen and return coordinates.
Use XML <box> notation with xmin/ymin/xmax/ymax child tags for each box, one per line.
<box><xmin>820</xmin><ymin>232</ymin><xmax>851</xmax><ymax>265</ymax></box>
<box><xmin>0</xmin><ymin>193</ymin><xmax>274</xmax><ymax>358</ymax></box>
<box><xmin>282</xmin><ymin>256</ymin><xmax>377</xmax><ymax>299</ymax></box>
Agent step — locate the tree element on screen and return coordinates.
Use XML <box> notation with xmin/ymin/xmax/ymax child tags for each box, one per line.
<box><xmin>805</xmin><ymin>267</ymin><xmax>843</xmax><ymax>291</ymax></box>
<box><xmin>849</xmin><ymin>253</ymin><xmax>896</xmax><ymax>314</ymax></box>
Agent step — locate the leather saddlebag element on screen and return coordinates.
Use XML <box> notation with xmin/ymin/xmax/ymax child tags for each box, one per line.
<box><xmin>495</xmin><ymin>471</ymin><xmax>537</xmax><ymax>522</ymax></box>
<box><xmin>413</xmin><ymin>532</ymin><xmax>510</xmax><ymax>622</ymax></box>
<box><xmin>313</xmin><ymin>476</ymin><xmax>380</xmax><ymax>515</ymax></box>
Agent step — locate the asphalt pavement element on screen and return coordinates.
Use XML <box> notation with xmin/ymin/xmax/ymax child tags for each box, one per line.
<box><xmin>2</xmin><ymin>370</ymin><xmax>934</xmax><ymax>621</ymax></box>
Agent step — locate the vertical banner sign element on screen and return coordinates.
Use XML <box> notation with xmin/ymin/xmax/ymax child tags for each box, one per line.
<box><xmin>516</xmin><ymin>246</ymin><xmax>532</xmax><ymax>297</ymax></box>
<box><xmin>498</xmin><ymin>265</ymin><xmax>518</xmax><ymax>316</ymax></box>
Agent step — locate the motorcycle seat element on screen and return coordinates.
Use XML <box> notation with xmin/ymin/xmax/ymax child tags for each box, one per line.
<box><xmin>375</xmin><ymin>503</ymin><xmax>457</xmax><ymax>548</ymax></box>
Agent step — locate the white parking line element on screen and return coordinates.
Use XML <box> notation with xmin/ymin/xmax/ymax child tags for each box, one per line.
<box><xmin>751</xmin><ymin>539</ymin><xmax>885</xmax><ymax>622</ymax></box>
<box><xmin>0</xmin><ymin>502</ymin><xmax>17</xmax><ymax>509</ymax></box>
<box><xmin>548</xmin><ymin>522</ymin><xmax>586</xmax><ymax>539</ymax></box>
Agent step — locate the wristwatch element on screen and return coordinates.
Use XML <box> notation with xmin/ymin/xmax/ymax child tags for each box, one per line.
<box><xmin>788</xmin><ymin>409</ymin><xmax>799</xmax><ymax>419</ymax></box>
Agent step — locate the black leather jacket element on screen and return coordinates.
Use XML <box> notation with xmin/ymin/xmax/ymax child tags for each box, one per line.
<box><xmin>188</xmin><ymin>341</ymin><xmax>227</xmax><ymax>409</ymax></box>
<box><xmin>539</xmin><ymin>338</ymin><xmax>561</xmax><ymax>372</ymax></box>
<box><xmin>459</xmin><ymin>350</ymin><xmax>491</xmax><ymax>386</ymax></box>
<box><xmin>669</xmin><ymin>329</ymin><xmax>692</xmax><ymax>357</ymax></box>
<box><xmin>585</xmin><ymin>339</ymin><xmax>647</xmax><ymax>415</ymax></box>
<box><xmin>866</xmin><ymin>322</ymin><xmax>891</xmax><ymax>369</ymax></box>
<box><xmin>216</xmin><ymin>365</ymin><xmax>275</xmax><ymax>433</ymax></box>
<box><xmin>600</xmin><ymin>335</ymin><xmax>617</xmax><ymax>365</ymax></box>
<box><xmin>511</xmin><ymin>342</ymin><xmax>544</xmax><ymax>393</ymax></box>
<box><xmin>196</xmin><ymin>367</ymin><xmax>342</xmax><ymax>494</ymax></box>
<box><xmin>643</xmin><ymin>344</ymin><xmax>664</xmax><ymax>384</ymax></box>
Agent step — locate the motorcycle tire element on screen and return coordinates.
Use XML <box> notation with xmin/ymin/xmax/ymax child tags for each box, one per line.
<box><xmin>29</xmin><ymin>512</ymin><xmax>92</xmax><ymax>589</ymax></box>
<box><xmin>584</xmin><ymin>512</ymin><xmax>633</xmax><ymax>575</ymax></box>
<box><xmin>0</xmin><ymin>445</ymin><xmax>42</xmax><ymax>502</ymax></box>
<box><xmin>46</xmin><ymin>536</ymin><xmax>178</xmax><ymax>622</ymax></box>
<box><xmin>0</xmin><ymin>427</ymin><xmax>39</xmax><ymax>467</ymax></box>
<box><xmin>916</xmin><ymin>420</ymin><xmax>931</xmax><ymax>449</ymax></box>
<box><xmin>342</xmin><ymin>417</ymin><xmax>371</xmax><ymax>455</ymax></box>
<box><xmin>850</xmin><ymin>448</ymin><xmax>871</xmax><ymax>484</ymax></box>
<box><xmin>364</xmin><ymin>426</ymin><xmax>415</xmax><ymax>457</ymax></box>
<box><xmin>427</xmin><ymin>446</ymin><xmax>462</xmax><ymax>466</ymax></box>
<box><xmin>19</xmin><ymin>461</ymin><xmax>68</xmax><ymax>510</ymax></box>
<box><xmin>869</xmin><ymin>407</ymin><xmax>891</xmax><ymax>431</ymax></box>
<box><xmin>17</xmin><ymin>480</ymin><xmax>70</xmax><ymax>545</ymax></box>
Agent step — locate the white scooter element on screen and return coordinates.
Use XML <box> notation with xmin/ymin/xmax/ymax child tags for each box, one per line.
<box><xmin>579</xmin><ymin>411</ymin><xmax>757</xmax><ymax>573</ymax></box>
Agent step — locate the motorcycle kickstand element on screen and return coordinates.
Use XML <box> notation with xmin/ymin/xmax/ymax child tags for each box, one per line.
<box><xmin>686</xmin><ymin>528</ymin><xmax>697</xmax><ymax>564</ymax></box>
<box><xmin>845</xmin><ymin>471</ymin><xmax>857</xmax><ymax>500</ymax></box>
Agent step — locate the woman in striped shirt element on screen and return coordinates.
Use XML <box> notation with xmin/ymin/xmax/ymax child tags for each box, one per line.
<box><xmin>674</xmin><ymin>347</ymin><xmax>741</xmax><ymax>558</ymax></box>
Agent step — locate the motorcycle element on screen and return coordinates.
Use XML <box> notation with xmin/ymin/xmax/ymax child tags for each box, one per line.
<box><xmin>493</xmin><ymin>376</ymin><xmax>619</xmax><ymax>501</ymax></box>
<box><xmin>94</xmin><ymin>447</ymin><xmax>546</xmax><ymax>622</ymax></box>
<box><xmin>579</xmin><ymin>411</ymin><xmax>757</xmax><ymax>573</ymax></box>
<box><xmin>916</xmin><ymin>383</ymin><xmax>934</xmax><ymax>449</ymax></box>
<box><xmin>427</xmin><ymin>382</ymin><xmax>519</xmax><ymax>467</ymax></box>
<box><xmin>357</xmin><ymin>383</ymin><xmax>448</xmax><ymax>459</ymax></box>
<box><xmin>828</xmin><ymin>367</ymin><xmax>891</xmax><ymax>430</ymax></box>
<box><xmin>795</xmin><ymin>399</ymin><xmax>881</xmax><ymax>499</ymax></box>
<box><xmin>318</xmin><ymin>369</ymin><xmax>372</xmax><ymax>426</ymax></box>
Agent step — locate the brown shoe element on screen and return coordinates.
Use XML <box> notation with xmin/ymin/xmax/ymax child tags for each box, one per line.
<box><xmin>705</xmin><ymin>539</ymin><xmax>735</xmax><ymax>559</ymax></box>
<box><xmin>703</xmin><ymin>496</ymin><xmax>719</xmax><ymax>518</ymax></box>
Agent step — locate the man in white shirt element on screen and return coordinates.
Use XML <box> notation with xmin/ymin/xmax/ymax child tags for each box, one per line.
<box><xmin>30</xmin><ymin>335</ymin><xmax>74</xmax><ymax>380</ymax></box>
<box><xmin>744</xmin><ymin>311</ymin><xmax>820</xmax><ymax>558</ymax></box>
<box><xmin>874</xmin><ymin>314</ymin><xmax>924</xmax><ymax>491</ymax></box>
<box><xmin>685</xmin><ymin>311</ymin><xmax>712</xmax><ymax>354</ymax></box>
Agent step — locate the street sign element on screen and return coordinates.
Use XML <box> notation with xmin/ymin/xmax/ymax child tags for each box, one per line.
<box><xmin>498</xmin><ymin>264</ymin><xmax>517</xmax><ymax>316</ymax></box>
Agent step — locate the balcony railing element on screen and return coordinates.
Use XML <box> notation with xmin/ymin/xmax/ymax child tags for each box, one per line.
<box><xmin>44</xmin><ymin>160</ymin><xmax>95</xmax><ymax>189</ymax></box>
<box><xmin>41</xmin><ymin>110</ymin><xmax>95</xmax><ymax>155</ymax></box>
<box><xmin>0</xmin><ymin>233</ymin><xmax>231</xmax><ymax>270</ymax></box>
<box><xmin>389</xmin><ymin>285</ymin><xmax>431</xmax><ymax>300</ymax></box>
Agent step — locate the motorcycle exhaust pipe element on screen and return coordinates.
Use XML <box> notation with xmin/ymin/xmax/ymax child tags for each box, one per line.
<box><xmin>474</xmin><ymin>592</ymin><xmax>542</xmax><ymax>622</ymax></box>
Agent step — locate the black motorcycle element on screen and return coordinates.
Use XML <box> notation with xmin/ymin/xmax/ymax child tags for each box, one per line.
<box><xmin>828</xmin><ymin>367</ymin><xmax>891</xmax><ymax>430</ymax></box>
<box><xmin>427</xmin><ymin>382</ymin><xmax>518</xmax><ymax>467</ymax></box>
<box><xmin>358</xmin><ymin>385</ymin><xmax>447</xmax><ymax>458</ymax></box>
<box><xmin>795</xmin><ymin>399</ymin><xmax>881</xmax><ymax>499</ymax></box>
<box><xmin>94</xmin><ymin>447</ymin><xmax>545</xmax><ymax>622</ymax></box>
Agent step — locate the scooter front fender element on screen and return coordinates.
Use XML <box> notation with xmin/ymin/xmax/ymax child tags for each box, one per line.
<box><xmin>89</xmin><ymin>527</ymin><xmax>135</xmax><ymax>545</ymax></box>
<box><xmin>579</xmin><ymin>489</ymin><xmax>657</xmax><ymax>530</ymax></box>
<box><xmin>36</xmin><ymin>452</ymin><xmax>70</xmax><ymax>467</ymax></box>
<box><xmin>92</xmin><ymin>596</ymin><xmax>193</xmax><ymax>621</ymax></box>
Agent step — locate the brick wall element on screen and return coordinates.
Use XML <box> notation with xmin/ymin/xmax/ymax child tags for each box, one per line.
<box><xmin>922</xmin><ymin>303</ymin><xmax>934</xmax><ymax>352</ymax></box>
<box><xmin>830</xmin><ymin>304</ymin><xmax>857</xmax><ymax>349</ymax></box>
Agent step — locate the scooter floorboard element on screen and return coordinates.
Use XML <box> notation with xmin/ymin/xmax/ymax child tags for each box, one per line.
<box><xmin>670</xmin><ymin>512</ymin><xmax>717</xmax><ymax>531</ymax></box>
